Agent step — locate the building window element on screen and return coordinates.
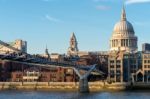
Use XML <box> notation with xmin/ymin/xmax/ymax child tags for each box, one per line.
<box><xmin>124</xmin><ymin>55</ymin><xmax>128</xmax><ymax>59</ymax></box>
<box><xmin>116</xmin><ymin>65</ymin><xmax>121</xmax><ymax>68</ymax></box>
<box><xmin>131</xmin><ymin>60</ymin><xmax>136</xmax><ymax>64</ymax></box>
<box><xmin>116</xmin><ymin>76</ymin><xmax>121</xmax><ymax>82</ymax></box>
<box><xmin>110</xmin><ymin>74</ymin><xmax>114</xmax><ymax>78</ymax></box>
<box><xmin>144</xmin><ymin>60</ymin><xmax>147</xmax><ymax>63</ymax></box>
<box><xmin>116</xmin><ymin>70</ymin><xmax>121</xmax><ymax>75</ymax></box>
<box><xmin>110</xmin><ymin>60</ymin><xmax>114</xmax><ymax>63</ymax></box>
<box><xmin>131</xmin><ymin>65</ymin><xmax>136</xmax><ymax>69</ymax></box>
<box><xmin>116</xmin><ymin>60</ymin><xmax>121</xmax><ymax>66</ymax></box>
<box><xmin>117</xmin><ymin>60</ymin><xmax>120</xmax><ymax>63</ymax></box>
<box><xmin>16</xmin><ymin>74</ymin><xmax>21</xmax><ymax>78</ymax></box>
<box><xmin>145</xmin><ymin>71</ymin><xmax>148</xmax><ymax>75</ymax></box>
<box><xmin>110</xmin><ymin>65</ymin><xmax>114</xmax><ymax>68</ymax></box>
<box><xmin>110</xmin><ymin>70</ymin><xmax>114</xmax><ymax>77</ymax></box>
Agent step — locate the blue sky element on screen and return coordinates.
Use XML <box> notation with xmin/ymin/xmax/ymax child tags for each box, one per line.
<box><xmin>0</xmin><ymin>0</ymin><xmax>150</xmax><ymax>54</ymax></box>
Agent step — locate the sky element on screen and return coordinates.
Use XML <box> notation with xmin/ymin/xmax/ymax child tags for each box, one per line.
<box><xmin>0</xmin><ymin>0</ymin><xmax>150</xmax><ymax>54</ymax></box>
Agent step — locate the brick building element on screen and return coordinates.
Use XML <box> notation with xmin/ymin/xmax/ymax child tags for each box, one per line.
<box><xmin>0</xmin><ymin>60</ymin><xmax>75</xmax><ymax>82</ymax></box>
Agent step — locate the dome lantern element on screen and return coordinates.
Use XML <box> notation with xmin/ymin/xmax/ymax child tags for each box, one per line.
<box><xmin>121</xmin><ymin>5</ymin><xmax>126</xmax><ymax>21</ymax></box>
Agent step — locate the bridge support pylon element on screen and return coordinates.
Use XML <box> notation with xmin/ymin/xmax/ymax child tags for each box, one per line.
<box><xmin>73</xmin><ymin>64</ymin><xmax>96</xmax><ymax>93</ymax></box>
<box><xmin>79</xmin><ymin>77</ymin><xmax>89</xmax><ymax>93</ymax></box>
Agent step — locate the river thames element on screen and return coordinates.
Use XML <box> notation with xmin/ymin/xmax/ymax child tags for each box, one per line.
<box><xmin>0</xmin><ymin>90</ymin><xmax>150</xmax><ymax>99</ymax></box>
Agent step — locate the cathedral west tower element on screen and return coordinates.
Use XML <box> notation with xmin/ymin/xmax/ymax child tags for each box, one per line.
<box><xmin>110</xmin><ymin>6</ymin><xmax>138</xmax><ymax>52</ymax></box>
<box><xmin>67</xmin><ymin>32</ymin><xmax>79</xmax><ymax>56</ymax></box>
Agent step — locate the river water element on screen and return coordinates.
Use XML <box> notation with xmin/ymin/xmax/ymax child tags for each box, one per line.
<box><xmin>0</xmin><ymin>90</ymin><xmax>150</xmax><ymax>99</ymax></box>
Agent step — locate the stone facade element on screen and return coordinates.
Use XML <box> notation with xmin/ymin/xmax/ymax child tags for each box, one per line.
<box><xmin>0</xmin><ymin>39</ymin><xmax>27</xmax><ymax>54</ymax></box>
<box><xmin>142</xmin><ymin>43</ymin><xmax>150</xmax><ymax>52</ymax></box>
<box><xmin>108</xmin><ymin>51</ymin><xmax>141</xmax><ymax>83</ymax></box>
<box><xmin>141</xmin><ymin>53</ymin><xmax>150</xmax><ymax>82</ymax></box>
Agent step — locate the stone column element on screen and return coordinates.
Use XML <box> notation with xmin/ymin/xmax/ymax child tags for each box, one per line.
<box><xmin>124</xmin><ymin>39</ymin><xmax>127</xmax><ymax>47</ymax></box>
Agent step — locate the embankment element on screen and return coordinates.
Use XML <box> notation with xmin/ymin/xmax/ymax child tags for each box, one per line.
<box><xmin>0</xmin><ymin>82</ymin><xmax>128</xmax><ymax>92</ymax></box>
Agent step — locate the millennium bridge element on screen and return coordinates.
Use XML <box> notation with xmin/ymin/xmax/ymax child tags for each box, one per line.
<box><xmin>0</xmin><ymin>40</ymin><xmax>104</xmax><ymax>93</ymax></box>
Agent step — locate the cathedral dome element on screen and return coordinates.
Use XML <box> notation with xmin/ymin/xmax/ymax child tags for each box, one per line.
<box><xmin>113</xmin><ymin>20</ymin><xmax>134</xmax><ymax>33</ymax></box>
<box><xmin>110</xmin><ymin>6</ymin><xmax>138</xmax><ymax>52</ymax></box>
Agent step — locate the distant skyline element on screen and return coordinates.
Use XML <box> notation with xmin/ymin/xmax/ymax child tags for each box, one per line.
<box><xmin>0</xmin><ymin>0</ymin><xmax>150</xmax><ymax>54</ymax></box>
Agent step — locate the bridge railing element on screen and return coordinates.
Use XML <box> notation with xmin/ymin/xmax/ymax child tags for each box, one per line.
<box><xmin>0</xmin><ymin>52</ymin><xmax>105</xmax><ymax>74</ymax></box>
<box><xmin>0</xmin><ymin>52</ymin><xmax>78</xmax><ymax>66</ymax></box>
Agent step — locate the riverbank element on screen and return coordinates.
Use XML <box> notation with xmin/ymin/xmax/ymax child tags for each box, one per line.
<box><xmin>0</xmin><ymin>82</ymin><xmax>126</xmax><ymax>92</ymax></box>
<box><xmin>0</xmin><ymin>82</ymin><xmax>150</xmax><ymax>92</ymax></box>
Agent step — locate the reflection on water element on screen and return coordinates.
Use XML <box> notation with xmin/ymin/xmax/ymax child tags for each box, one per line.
<box><xmin>0</xmin><ymin>90</ymin><xmax>150</xmax><ymax>99</ymax></box>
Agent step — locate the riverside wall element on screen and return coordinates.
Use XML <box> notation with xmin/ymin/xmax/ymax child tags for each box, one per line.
<box><xmin>0</xmin><ymin>82</ymin><xmax>128</xmax><ymax>91</ymax></box>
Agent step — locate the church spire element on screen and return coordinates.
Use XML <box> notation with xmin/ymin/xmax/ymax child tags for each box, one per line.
<box><xmin>121</xmin><ymin>4</ymin><xmax>126</xmax><ymax>21</ymax></box>
<box><xmin>45</xmin><ymin>45</ymin><xmax>49</xmax><ymax>55</ymax></box>
<box><xmin>45</xmin><ymin>45</ymin><xmax>50</xmax><ymax>60</ymax></box>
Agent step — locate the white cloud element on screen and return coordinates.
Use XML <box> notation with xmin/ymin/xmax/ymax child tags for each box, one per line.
<box><xmin>45</xmin><ymin>15</ymin><xmax>61</xmax><ymax>22</ymax></box>
<box><xmin>96</xmin><ymin>5</ymin><xmax>111</xmax><ymax>10</ymax></box>
<box><xmin>126</xmin><ymin>0</ymin><xmax>150</xmax><ymax>4</ymax></box>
